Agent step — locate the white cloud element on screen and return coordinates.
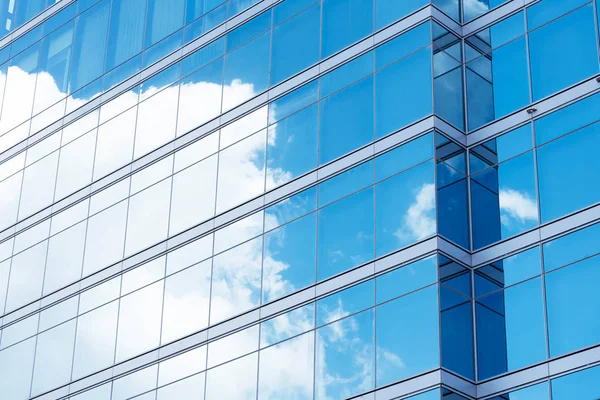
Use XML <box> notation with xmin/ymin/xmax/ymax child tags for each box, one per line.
<box><xmin>395</xmin><ymin>183</ymin><xmax>436</xmax><ymax>241</ymax></box>
<box><xmin>499</xmin><ymin>188</ymin><xmax>537</xmax><ymax>227</ymax></box>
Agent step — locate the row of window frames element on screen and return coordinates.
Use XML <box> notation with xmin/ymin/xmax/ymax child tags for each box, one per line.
<box><xmin>0</xmin><ymin>22</ymin><xmax>437</xmax><ymax>195</ymax></box>
<box><xmin>0</xmin><ymin>153</ymin><xmax>438</xmax><ymax>323</ymax></box>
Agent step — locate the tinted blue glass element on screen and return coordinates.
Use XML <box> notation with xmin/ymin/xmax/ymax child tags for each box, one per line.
<box><xmin>105</xmin><ymin>0</ymin><xmax>146</xmax><ymax>71</ymax></box>
<box><xmin>319</xmin><ymin>76</ymin><xmax>374</xmax><ymax>164</ymax></box>
<box><xmin>228</xmin><ymin>0</ymin><xmax>259</xmax><ymax>16</ymax></box>
<box><xmin>266</xmin><ymin>104</ymin><xmax>318</xmax><ymax>189</ymax></box>
<box><xmin>14</xmin><ymin>0</ymin><xmax>45</xmax><ymax>28</ymax></box>
<box><xmin>38</xmin><ymin>21</ymin><xmax>74</xmax><ymax>94</ymax></box>
<box><xmin>186</xmin><ymin>0</ymin><xmax>225</xmax><ymax>23</ymax></box>
<box><xmin>320</xmin><ymin>52</ymin><xmax>374</xmax><ymax>98</ymax></box>
<box><xmin>471</xmin><ymin>180</ymin><xmax>502</xmax><ymax>250</ymax></box>
<box><xmin>376</xmin><ymin>133</ymin><xmax>434</xmax><ymax>181</ymax></box>
<box><xmin>376</xmin><ymin>48</ymin><xmax>432</xmax><ymax>138</ymax></box>
<box><xmin>274</xmin><ymin>0</ymin><xmax>317</xmax><ymax>25</ymax></box>
<box><xmin>263</xmin><ymin>213</ymin><xmax>317</xmax><ymax>302</ymax></box>
<box><xmin>543</xmin><ymin>223</ymin><xmax>600</xmax><ymax>272</ymax></box>
<box><xmin>552</xmin><ymin>365</ymin><xmax>600</xmax><ymax>400</ymax></box>
<box><xmin>502</xmin><ymin>247</ymin><xmax>542</xmax><ymax>286</ymax></box>
<box><xmin>319</xmin><ymin>161</ymin><xmax>374</xmax><ymax>207</ymax></box>
<box><xmin>491</xmin><ymin>37</ymin><xmax>530</xmax><ymax>118</ymax></box>
<box><xmin>265</xmin><ymin>187</ymin><xmax>317</xmax><ymax>229</ymax></box>
<box><xmin>376</xmin><ymin>256</ymin><xmax>437</xmax><ymax>304</ymax></box>
<box><xmin>10</xmin><ymin>24</ymin><xmax>42</xmax><ymax>57</ymax></box>
<box><xmin>464</xmin><ymin>0</ymin><xmax>511</xmax><ymax>22</ymax></box>
<box><xmin>506</xmin><ymin>382</ymin><xmax>550</xmax><ymax>400</ymax></box>
<box><xmin>226</xmin><ymin>10</ymin><xmax>270</xmax><ymax>51</ymax></box>
<box><xmin>376</xmin><ymin>161</ymin><xmax>436</xmax><ymax>256</ymax></box>
<box><xmin>375</xmin><ymin>22</ymin><xmax>430</xmax><ymax>69</ymax></box>
<box><xmin>407</xmin><ymin>389</ymin><xmax>440</xmax><ymax>400</ymax></box>
<box><xmin>529</xmin><ymin>5</ymin><xmax>599</xmax><ymax>101</ymax></box>
<box><xmin>466</xmin><ymin>62</ymin><xmax>494</xmax><ymax>131</ymax></box>
<box><xmin>546</xmin><ymin>256</ymin><xmax>600</xmax><ymax>357</ymax></box>
<box><xmin>184</xmin><ymin>3</ymin><xmax>227</xmax><ymax>43</ymax></box>
<box><xmin>317</xmin><ymin>188</ymin><xmax>374</xmax><ymax>281</ymax></box>
<box><xmin>434</xmin><ymin>56</ymin><xmax>464</xmax><ymax>129</ymax></box>
<box><xmin>222</xmin><ymin>32</ymin><xmax>270</xmax><ymax>110</ymax></box>
<box><xmin>269</xmin><ymin>80</ymin><xmax>318</xmax><ymax>124</ymax></box>
<box><xmin>376</xmin><ymin>0</ymin><xmax>427</xmax><ymax>29</ymax></box>
<box><xmin>322</xmin><ymin>0</ymin><xmax>374</xmax><ymax>58</ymax></box>
<box><xmin>316</xmin><ymin>280</ymin><xmax>374</xmax><ymax>326</ymax></box>
<box><xmin>143</xmin><ymin>29</ymin><xmax>183</xmax><ymax>68</ymax></box>
<box><xmin>44</xmin><ymin>4</ymin><xmax>77</xmax><ymax>35</ymax></box>
<box><xmin>537</xmin><ymin>123</ymin><xmax>600</xmax><ymax>223</ymax></box>
<box><xmin>433</xmin><ymin>0</ymin><xmax>460</xmax><ymax>21</ymax></box>
<box><xmin>69</xmin><ymin>0</ymin><xmax>110</xmax><ymax>93</ymax></box>
<box><xmin>104</xmin><ymin>54</ymin><xmax>142</xmax><ymax>89</ymax></box>
<box><xmin>441</xmin><ymin>291</ymin><xmax>474</xmax><ymax>379</ymax></box>
<box><xmin>181</xmin><ymin>38</ymin><xmax>224</xmax><ymax>77</ymax></box>
<box><xmin>534</xmin><ymin>92</ymin><xmax>600</xmax><ymax>145</ymax></box>
<box><xmin>438</xmin><ymin>178</ymin><xmax>470</xmax><ymax>249</ymax></box>
<box><xmin>316</xmin><ymin>310</ymin><xmax>375</xmax><ymax>399</ymax></box>
<box><xmin>270</xmin><ymin>4</ymin><xmax>320</xmax><ymax>85</ymax></box>
<box><xmin>489</xmin><ymin>11</ymin><xmax>525</xmax><ymax>49</ymax></box>
<box><xmin>145</xmin><ymin>0</ymin><xmax>185</xmax><ymax>47</ymax></box>
<box><xmin>493</xmin><ymin>124</ymin><xmax>533</xmax><ymax>163</ymax></box>
<box><xmin>376</xmin><ymin>286</ymin><xmax>439</xmax><ymax>386</ymax></box>
<box><xmin>527</xmin><ymin>0</ymin><xmax>589</xmax><ymax>30</ymax></box>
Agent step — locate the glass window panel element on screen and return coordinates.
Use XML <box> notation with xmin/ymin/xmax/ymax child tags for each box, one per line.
<box><xmin>433</xmin><ymin>0</ymin><xmax>460</xmax><ymax>21</ymax></box>
<box><xmin>174</xmin><ymin>131</ymin><xmax>218</xmax><ymax>173</ymax></box>
<box><xmin>158</xmin><ymin>345</ymin><xmax>206</xmax><ymax>386</ymax></box>
<box><xmin>543</xmin><ymin>222</ymin><xmax>600</xmax><ymax>272</ymax></box>
<box><xmin>157</xmin><ymin>372</ymin><xmax>205</xmax><ymax>400</ymax></box>
<box><xmin>83</xmin><ymin>200</ymin><xmax>128</xmax><ymax>276</ymax></box>
<box><xmin>260</xmin><ymin>304</ymin><xmax>314</xmax><ymax>347</ymax></box>
<box><xmin>5</xmin><ymin>240</ymin><xmax>47</xmax><ymax>311</ymax></box>
<box><xmin>222</xmin><ymin>32</ymin><xmax>270</xmax><ymax>111</ymax></box>
<box><xmin>181</xmin><ymin>38</ymin><xmax>224</xmax><ymax>77</ymax></box>
<box><xmin>44</xmin><ymin>220</ymin><xmax>86</xmax><ymax>295</ymax></box>
<box><xmin>321</xmin><ymin>52</ymin><xmax>373</xmax><ymax>99</ymax></box>
<box><xmin>13</xmin><ymin>0</ymin><xmax>45</xmax><ymax>27</ymax></box>
<box><xmin>270</xmin><ymin>4</ymin><xmax>320</xmax><ymax>86</ymax></box>
<box><xmin>315</xmin><ymin>309</ymin><xmax>374</xmax><ymax>399</ymax></box>
<box><xmin>121</xmin><ymin>256</ymin><xmax>165</xmax><ymax>295</ymax></box>
<box><xmin>205</xmin><ymin>353</ymin><xmax>258</xmax><ymax>400</ymax></box>
<box><xmin>319</xmin><ymin>160</ymin><xmax>374</xmax><ymax>207</ymax></box>
<box><xmin>316</xmin><ymin>280</ymin><xmax>374</xmax><ymax>326</ymax></box>
<box><xmin>488</xmin><ymin>11</ymin><xmax>525</xmax><ymax>49</ymax></box>
<box><xmin>535</xmin><ymin>92</ymin><xmax>600</xmax><ymax>146</ymax></box>
<box><xmin>537</xmin><ymin>123</ymin><xmax>600</xmax><ymax>223</ymax></box>
<box><xmin>72</xmin><ymin>301</ymin><xmax>119</xmax><ymax>379</ymax></box>
<box><xmin>78</xmin><ymin>276</ymin><xmax>121</xmax><ymax>315</ymax></box>
<box><xmin>376</xmin><ymin>22</ymin><xmax>430</xmax><ymax>70</ymax></box>
<box><xmin>264</xmin><ymin>187</ymin><xmax>317</xmax><ymax>230</ymax></box>
<box><xmin>529</xmin><ymin>5</ymin><xmax>599</xmax><ymax>101</ymax></box>
<box><xmin>112</xmin><ymin>365</ymin><xmax>158</xmax><ymax>400</ymax></box>
<box><xmin>207</xmin><ymin>325</ymin><xmax>259</xmax><ymax>368</ymax></box>
<box><xmin>376</xmin><ymin>285</ymin><xmax>439</xmax><ymax>386</ymax></box>
<box><xmin>552</xmin><ymin>365</ymin><xmax>600</xmax><ymax>400</ymax></box>
<box><xmin>94</xmin><ymin>107</ymin><xmax>136</xmax><ymax>179</ymax></box>
<box><xmin>143</xmin><ymin>29</ymin><xmax>184</xmax><ymax>68</ymax></box>
<box><xmin>106</xmin><ymin>0</ymin><xmax>146</xmax><ymax>71</ymax></box>
<box><xmin>1</xmin><ymin>313</ymin><xmax>38</xmax><ymax>350</ymax></box>
<box><xmin>145</xmin><ymin>0</ymin><xmax>186</xmax><ymax>47</ymax></box>
<box><xmin>210</xmin><ymin>237</ymin><xmax>263</xmax><ymax>324</ymax></box>
<box><xmin>376</xmin><ymin>0</ymin><xmax>427</xmax><ymax>29</ymax></box>
<box><xmin>0</xmin><ymin>259</ymin><xmax>10</xmax><ymax>313</ymax></box>
<box><xmin>187</xmin><ymin>0</ymin><xmax>225</xmax><ymax>23</ymax></box>
<box><xmin>166</xmin><ymin>234</ymin><xmax>213</xmax><ymax>275</ymax></box>
<box><xmin>185</xmin><ymin>4</ymin><xmax>227</xmax><ymax>43</ymax></box>
<box><xmin>216</xmin><ymin>129</ymin><xmax>266</xmax><ymax>213</ymax></box>
<box><xmin>169</xmin><ymin>154</ymin><xmax>218</xmax><ymax>235</ymax></box>
<box><xmin>322</xmin><ymin>0</ymin><xmax>374</xmax><ymax>58</ymax></box>
<box><xmin>527</xmin><ymin>0</ymin><xmax>589</xmax><ymax>30</ymax></box>
<box><xmin>490</xmin><ymin>37</ymin><xmax>530</xmax><ymax>119</ymax></box>
<box><xmin>376</xmin><ymin>161</ymin><xmax>435</xmax><ymax>256</ymax></box>
<box><xmin>220</xmin><ymin>105</ymin><xmax>267</xmax><ymax>149</ymax></box>
<box><xmin>19</xmin><ymin>152</ymin><xmax>59</xmax><ymax>221</ymax></box>
<box><xmin>546</xmin><ymin>256</ymin><xmax>600</xmax><ymax>357</ymax></box>
<box><xmin>39</xmin><ymin>296</ymin><xmax>78</xmax><ymax>332</ymax></box>
<box><xmin>376</xmin><ymin>256</ymin><xmax>437</xmax><ymax>304</ymax></box>
<box><xmin>31</xmin><ymin>320</ymin><xmax>77</xmax><ymax>396</ymax></box>
<box><xmin>226</xmin><ymin>10</ymin><xmax>270</xmax><ymax>51</ymax></box>
<box><xmin>501</xmin><ymin>247</ymin><xmax>542</xmax><ymax>287</ymax></box>
<box><xmin>0</xmin><ymin>337</ymin><xmax>36</xmax><ymax>400</ymax></box>
<box><xmin>0</xmin><ymin>171</ymin><xmax>23</xmax><ymax>230</ymax></box>
<box><xmin>262</xmin><ymin>212</ymin><xmax>316</xmax><ymax>303</ymax></box>
<box><xmin>33</xmin><ymin>21</ymin><xmax>74</xmax><ymax>114</ymax></box>
<box><xmin>320</xmin><ymin>76</ymin><xmax>374</xmax><ymax>164</ymax></box>
<box><xmin>258</xmin><ymin>331</ymin><xmax>314</xmax><ymax>400</ymax></box>
<box><xmin>125</xmin><ymin>178</ymin><xmax>171</xmax><ymax>256</ymax></box>
<box><xmin>69</xmin><ymin>0</ymin><xmax>110</xmax><ymax>93</ymax></box>
<box><xmin>70</xmin><ymin>383</ymin><xmax>112</xmax><ymax>400</ymax></box>
<box><xmin>504</xmin><ymin>382</ymin><xmax>549</xmax><ymax>400</ymax></box>
<box><xmin>116</xmin><ymin>281</ymin><xmax>164</xmax><ymax>362</ymax></box>
<box><xmin>317</xmin><ymin>187</ymin><xmax>374</xmax><ymax>281</ymax></box>
<box><xmin>55</xmin><ymin>129</ymin><xmax>96</xmax><ymax>200</ymax></box>
<box><xmin>376</xmin><ymin>48</ymin><xmax>433</xmax><ymax>138</ymax></box>
<box><xmin>376</xmin><ymin>134</ymin><xmax>434</xmax><ymax>182</ymax></box>
<box><xmin>134</xmin><ymin>86</ymin><xmax>179</xmax><ymax>158</ymax></box>
<box><xmin>161</xmin><ymin>260</ymin><xmax>211</xmax><ymax>344</ymax></box>
<box><xmin>177</xmin><ymin>58</ymin><xmax>223</xmax><ymax>136</ymax></box>
<box><xmin>266</xmin><ymin>103</ymin><xmax>318</xmax><ymax>191</ymax></box>
<box><xmin>268</xmin><ymin>80</ymin><xmax>318</xmax><ymax>125</ymax></box>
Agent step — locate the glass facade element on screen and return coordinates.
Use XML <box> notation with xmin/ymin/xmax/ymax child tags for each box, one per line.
<box><xmin>0</xmin><ymin>0</ymin><xmax>599</xmax><ymax>399</ymax></box>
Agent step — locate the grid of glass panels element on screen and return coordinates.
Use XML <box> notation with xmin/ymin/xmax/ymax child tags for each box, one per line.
<box><xmin>0</xmin><ymin>253</ymin><xmax>472</xmax><ymax>399</ymax></box>
<box><xmin>470</xmin><ymin>90</ymin><xmax>600</xmax><ymax>250</ymax></box>
<box><xmin>475</xmin><ymin>221</ymin><xmax>600</xmax><ymax>380</ymax></box>
<box><xmin>465</xmin><ymin>0</ymin><xmax>600</xmax><ymax>130</ymax></box>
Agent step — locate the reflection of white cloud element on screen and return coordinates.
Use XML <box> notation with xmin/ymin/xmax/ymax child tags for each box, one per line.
<box><xmin>395</xmin><ymin>183</ymin><xmax>436</xmax><ymax>241</ymax></box>
<box><xmin>462</xmin><ymin>0</ymin><xmax>489</xmax><ymax>18</ymax></box>
<box><xmin>499</xmin><ymin>188</ymin><xmax>537</xmax><ymax>227</ymax></box>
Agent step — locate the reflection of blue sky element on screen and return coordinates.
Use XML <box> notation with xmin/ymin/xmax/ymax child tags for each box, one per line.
<box><xmin>551</xmin><ymin>365</ymin><xmax>600</xmax><ymax>400</ymax></box>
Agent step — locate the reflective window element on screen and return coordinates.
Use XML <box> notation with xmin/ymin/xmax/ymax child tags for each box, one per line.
<box><xmin>543</xmin><ymin>222</ymin><xmax>600</xmax><ymax>272</ymax></box>
<box><xmin>552</xmin><ymin>365</ymin><xmax>600</xmax><ymax>400</ymax></box>
<box><xmin>322</xmin><ymin>0</ymin><xmax>373</xmax><ymax>58</ymax></box>
<box><xmin>106</xmin><ymin>0</ymin><xmax>146</xmax><ymax>71</ymax></box>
